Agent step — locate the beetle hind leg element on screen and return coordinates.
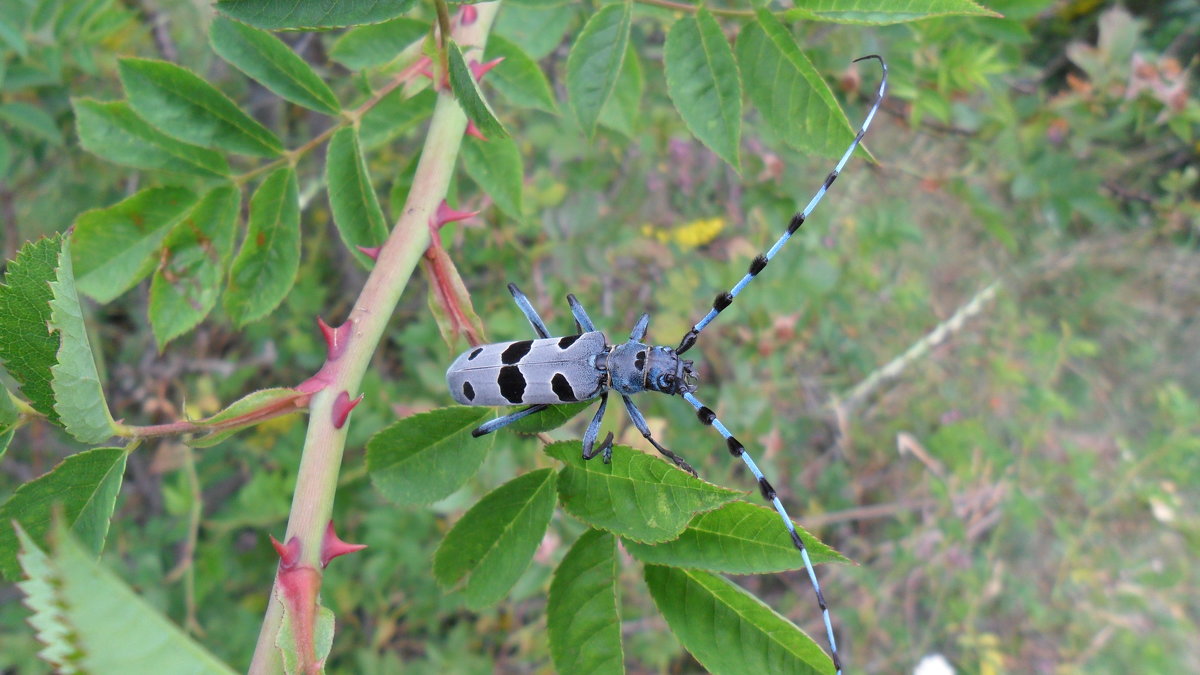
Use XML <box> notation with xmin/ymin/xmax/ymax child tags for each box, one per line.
<box><xmin>473</xmin><ymin>404</ymin><xmax>550</xmax><ymax>436</ymax></box>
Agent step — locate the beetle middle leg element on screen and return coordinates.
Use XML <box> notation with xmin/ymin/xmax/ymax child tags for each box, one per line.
<box><xmin>621</xmin><ymin>395</ymin><xmax>697</xmax><ymax>476</ymax></box>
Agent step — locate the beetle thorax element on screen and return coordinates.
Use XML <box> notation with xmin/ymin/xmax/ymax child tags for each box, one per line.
<box><xmin>606</xmin><ymin>342</ymin><xmax>696</xmax><ymax>396</ymax></box>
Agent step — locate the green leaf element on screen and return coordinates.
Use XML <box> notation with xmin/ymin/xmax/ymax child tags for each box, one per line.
<box><xmin>188</xmin><ymin>387</ymin><xmax>305</xmax><ymax>448</ymax></box>
<box><xmin>210</xmin><ymin>16</ymin><xmax>340</xmax><ymax>115</ymax></box>
<box><xmin>547</xmin><ymin>529</ymin><xmax>624</xmax><ymax>675</ymax></box>
<box><xmin>544</xmin><ymin>441</ymin><xmax>739</xmax><ymax>543</ymax></box>
<box><xmin>360</xmin><ymin>88</ymin><xmax>436</xmax><ymax>149</ymax></box>
<box><xmin>623</xmin><ymin>501</ymin><xmax>848</xmax><ymax>574</ymax></box>
<box><xmin>119</xmin><ymin>57</ymin><xmax>283</xmax><ymax>157</ymax></box>
<box><xmin>216</xmin><ymin>0</ymin><xmax>418</xmax><ymax>31</ymax></box>
<box><xmin>329</xmin><ymin>16</ymin><xmax>428</xmax><ymax>70</ymax></box>
<box><xmin>0</xmin><ymin>133</ymin><xmax>11</xmax><ymax>178</ymax></box>
<box><xmin>566</xmin><ymin>2</ymin><xmax>631</xmax><ymax>136</ymax></box>
<box><xmin>447</xmin><ymin>39</ymin><xmax>507</xmax><ymax>139</ymax></box>
<box><xmin>224</xmin><ymin>167</ymin><xmax>300</xmax><ymax>326</ymax></box>
<box><xmin>366</xmin><ymin>406</ymin><xmax>494</xmax><ymax>507</ymax></box>
<box><xmin>0</xmin><ymin>14</ymin><xmax>29</xmax><ymax>58</ymax></box>
<box><xmin>483</xmin><ymin>35</ymin><xmax>557</xmax><ymax>113</ymax></box>
<box><xmin>49</xmin><ymin>238</ymin><xmax>117</xmax><ymax>444</ymax></box>
<box><xmin>664</xmin><ymin>9</ymin><xmax>742</xmax><ymax>169</ymax></box>
<box><xmin>149</xmin><ymin>185</ymin><xmax>240</xmax><ymax>349</ymax></box>
<box><xmin>782</xmin><ymin>0</ymin><xmax>998</xmax><ymax>25</ymax></box>
<box><xmin>462</xmin><ymin>133</ymin><xmax>523</xmax><ymax>219</ymax></box>
<box><xmin>505</xmin><ymin>401</ymin><xmax>592</xmax><ymax>434</ymax></box>
<box><xmin>0</xmin><ymin>101</ymin><xmax>62</xmax><ymax>145</ymax></box>
<box><xmin>326</xmin><ymin>127</ymin><xmax>389</xmax><ymax>268</ymax></box>
<box><xmin>0</xmin><ymin>447</ymin><xmax>127</xmax><ymax>580</ymax></box>
<box><xmin>735</xmin><ymin>10</ymin><xmax>856</xmax><ymax>158</ymax></box>
<box><xmin>433</xmin><ymin>468</ymin><xmax>557</xmax><ymax>609</ymax></box>
<box><xmin>0</xmin><ymin>236</ymin><xmax>66</xmax><ymax>423</ymax></box>
<box><xmin>72</xmin><ymin>186</ymin><xmax>200</xmax><ymax>303</ymax></box>
<box><xmin>16</xmin><ymin>521</ymin><xmax>237</xmax><ymax>673</ymax></box>
<box><xmin>0</xmin><ymin>388</ymin><xmax>17</xmax><ymax>462</ymax></box>
<box><xmin>643</xmin><ymin>565</ymin><xmax>833</xmax><ymax>675</ymax></box>
<box><xmin>72</xmin><ymin>99</ymin><xmax>230</xmax><ymax>177</ymax></box>
<box><xmin>494</xmin><ymin>2</ymin><xmax>575</xmax><ymax>61</ymax></box>
<box><xmin>597</xmin><ymin>44</ymin><xmax>643</xmax><ymax>137</ymax></box>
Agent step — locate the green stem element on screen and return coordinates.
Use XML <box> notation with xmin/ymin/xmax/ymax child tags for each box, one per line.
<box><xmin>247</xmin><ymin>4</ymin><xmax>501</xmax><ymax>672</ymax></box>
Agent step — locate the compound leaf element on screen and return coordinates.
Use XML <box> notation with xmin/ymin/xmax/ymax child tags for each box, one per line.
<box><xmin>326</xmin><ymin>127</ymin><xmax>389</xmax><ymax>268</ymax></box>
<box><xmin>367</xmin><ymin>406</ymin><xmax>494</xmax><ymax>507</ymax></box>
<box><xmin>623</xmin><ymin>500</ymin><xmax>848</xmax><ymax>573</ymax></box>
<box><xmin>547</xmin><ymin>529</ymin><xmax>624</xmax><ymax>675</ymax></box>
<box><xmin>664</xmin><ymin>9</ymin><xmax>742</xmax><ymax>169</ymax></box>
<box><xmin>216</xmin><ymin>0</ymin><xmax>418</xmax><ymax>31</ymax></box>
<box><xmin>210</xmin><ymin>16</ymin><xmax>340</xmax><ymax>114</ymax></box>
<box><xmin>644</xmin><ymin>565</ymin><xmax>833</xmax><ymax>675</ymax></box>
<box><xmin>120</xmin><ymin>57</ymin><xmax>283</xmax><ymax>157</ymax></box>
<box><xmin>224</xmin><ymin>167</ymin><xmax>300</xmax><ymax>326</ymax></box>
<box><xmin>0</xmin><ymin>447</ymin><xmax>127</xmax><ymax>580</ymax></box>
<box><xmin>736</xmin><ymin>10</ymin><xmax>856</xmax><ymax>159</ymax></box>
<box><xmin>149</xmin><ymin>185</ymin><xmax>240</xmax><ymax>348</ymax></box>
<box><xmin>433</xmin><ymin>468</ymin><xmax>557</xmax><ymax>609</ymax></box>
<box><xmin>73</xmin><ymin>99</ymin><xmax>230</xmax><ymax>177</ymax></box>
<box><xmin>565</xmin><ymin>2</ymin><xmax>631</xmax><ymax>136</ymax></box>
<box><xmin>544</xmin><ymin>441</ymin><xmax>739</xmax><ymax>543</ymax></box>
<box><xmin>72</xmin><ymin>186</ymin><xmax>199</xmax><ymax>303</ymax></box>
<box><xmin>16</xmin><ymin>519</ymin><xmax>236</xmax><ymax>673</ymax></box>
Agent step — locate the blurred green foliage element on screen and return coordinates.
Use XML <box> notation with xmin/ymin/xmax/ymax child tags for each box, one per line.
<box><xmin>1</xmin><ymin>0</ymin><xmax>1199</xmax><ymax>673</ymax></box>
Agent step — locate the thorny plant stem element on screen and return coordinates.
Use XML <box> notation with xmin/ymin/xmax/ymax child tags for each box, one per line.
<box><xmin>247</xmin><ymin>4</ymin><xmax>501</xmax><ymax>672</ymax></box>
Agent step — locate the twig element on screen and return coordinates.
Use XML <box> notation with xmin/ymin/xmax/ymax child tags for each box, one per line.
<box><xmin>247</xmin><ymin>6</ymin><xmax>501</xmax><ymax>672</ymax></box>
<box><xmin>836</xmin><ymin>281</ymin><xmax>1003</xmax><ymax>416</ymax></box>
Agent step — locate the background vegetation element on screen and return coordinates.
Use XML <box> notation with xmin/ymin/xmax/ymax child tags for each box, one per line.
<box><xmin>0</xmin><ymin>0</ymin><xmax>1197</xmax><ymax>673</ymax></box>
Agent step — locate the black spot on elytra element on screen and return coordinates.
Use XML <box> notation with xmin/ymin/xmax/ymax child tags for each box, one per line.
<box><xmin>634</xmin><ymin>350</ymin><xmax>646</xmax><ymax>371</ymax></box>
<box><xmin>462</xmin><ymin>381</ymin><xmax>475</xmax><ymax>401</ymax></box>
<box><xmin>468</xmin><ymin>348</ymin><xmax>483</xmax><ymax>360</ymax></box>
<box><xmin>501</xmin><ymin>340</ymin><xmax>533</xmax><ymax>365</ymax></box>
<box><xmin>558</xmin><ymin>334</ymin><xmax>581</xmax><ymax>349</ymax></box>
<box><xmin>497</xmin><ymin>366</ymin><xmax>526</xmax><ymax>403</ymax></box>
<box><xmin>551</xmin><ymin>373</ymin><xmax>576</xmax><ymax>402</ymax></box>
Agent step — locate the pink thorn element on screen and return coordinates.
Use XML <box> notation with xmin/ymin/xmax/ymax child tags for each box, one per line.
<box><xmin>460</xmin><ymin>4</ymin><xmax>478</xmax><ymax>25</ymax></box>
<box><xmin>418</xmin><ymin>63</ymin><xmax>435</xmax><ymax>81</ymax></box>
<box><xmin>470</xmin><ymin>57</ymin><xmax>505</xmax><ymax>82</ymax></box>
<box><xmin>316</xmin><ymin>317</ymin><xmax>353</xmax><ymax>361</ymax></box>
<box><xmin>331</xmin><ymin>391</ymin><xmax>364</xmax><ymax>429</ymax></box>
<box><xmin>432</xmin><ymin>200</ymin><xmax>480</xmax><ymax>230</ymax></box>
<box><xmin>270</xmin><ymin>535</ymin><xmax>302</xmax><ymax>569</ymax></box>
<box><xmin>357</xmin><ymin>245</ymin><xmax>381</xmax><ymax>261</ymax></box>
<box><xmin>321</xmin><ymin>520</ymin><xmax>368</xmax><ymax>568</ymax></box>
<box><xmin>465</xmin><ymin>119</ymin><xmax>488</xmax><ymax>141</ymax></box>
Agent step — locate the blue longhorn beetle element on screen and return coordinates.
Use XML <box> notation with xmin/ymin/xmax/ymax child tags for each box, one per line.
<box><xmin>447</xmin><ymin>55</ymin><xmax>887</xmax><ymax>675</ymax></box>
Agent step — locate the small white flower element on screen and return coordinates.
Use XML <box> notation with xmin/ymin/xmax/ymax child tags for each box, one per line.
<box><xmin>914</xmin><ymin>653</ymin><xmax>955</xmax><ymax>675</ymax></box>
